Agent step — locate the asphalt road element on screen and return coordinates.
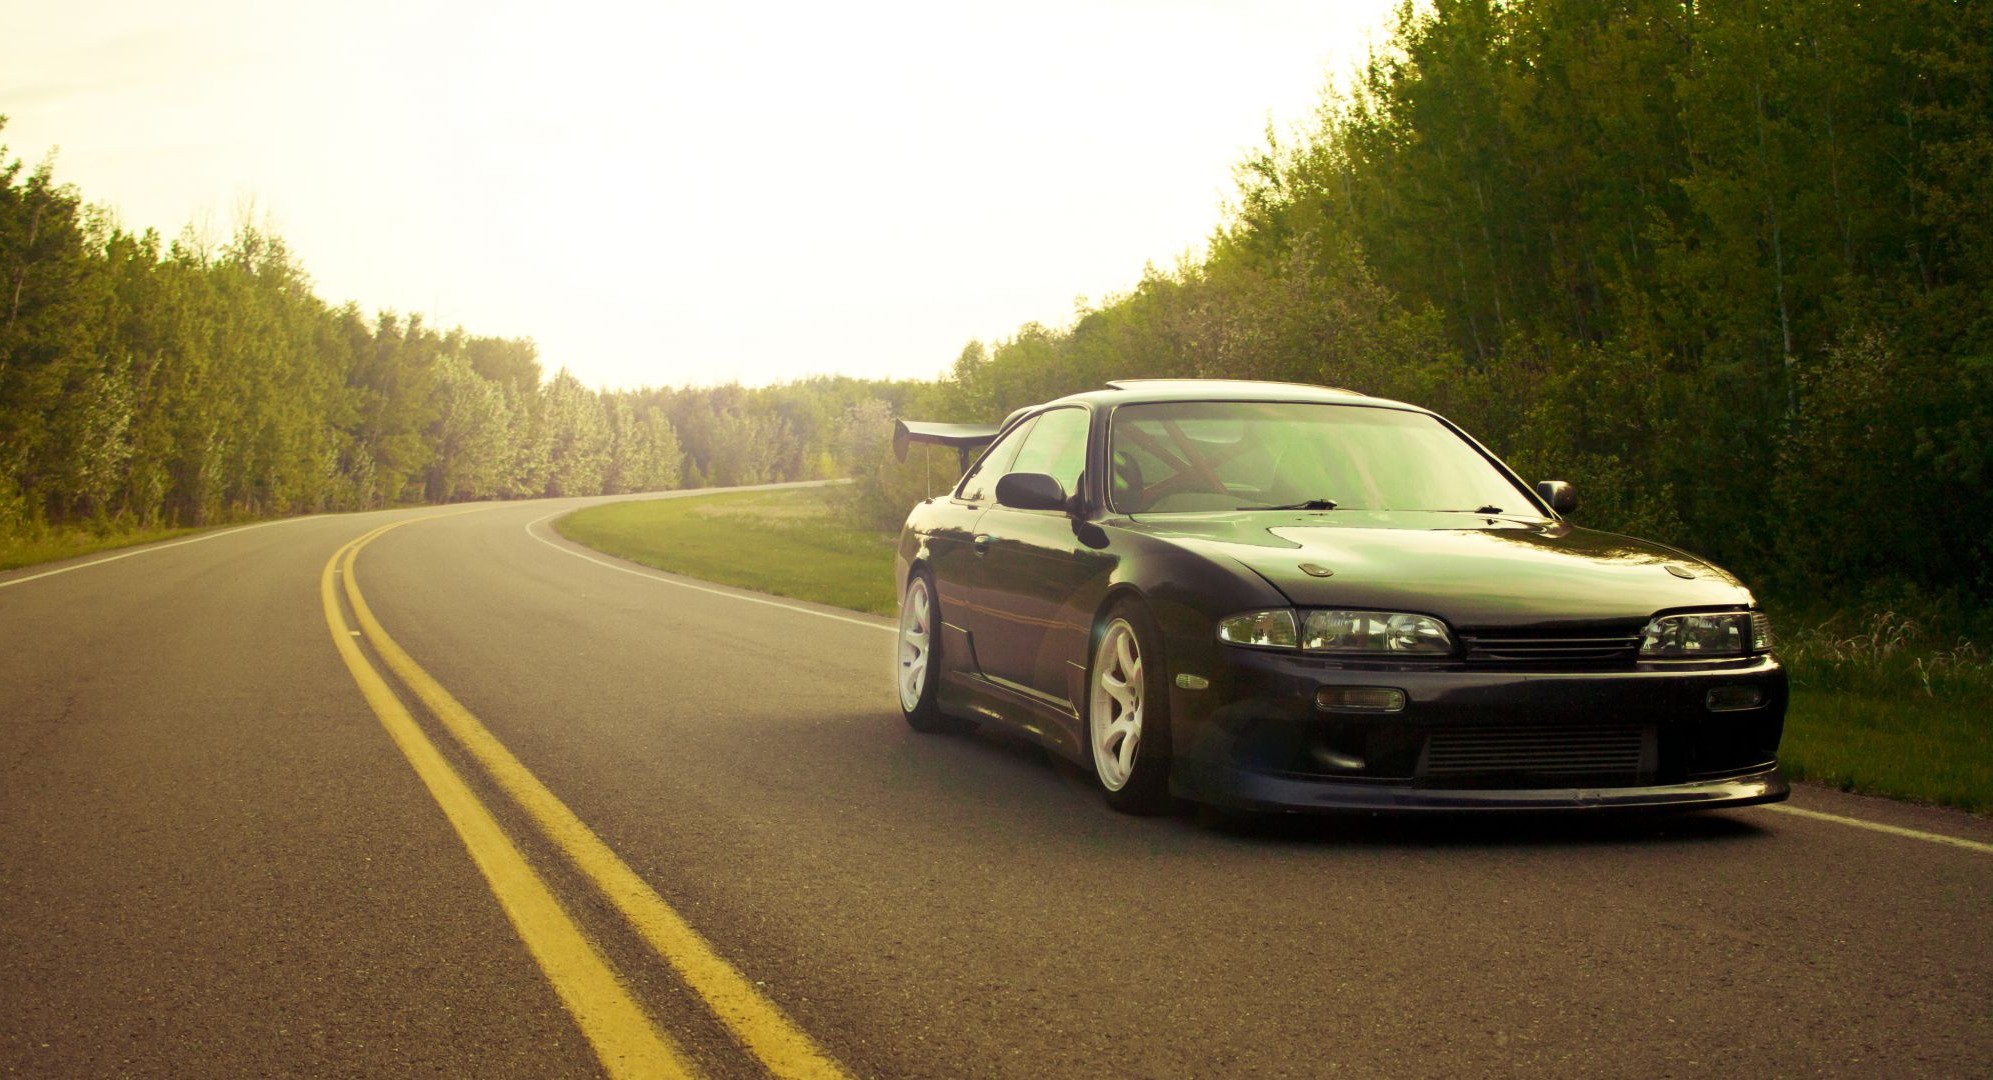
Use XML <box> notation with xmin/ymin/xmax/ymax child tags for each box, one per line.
<box><xmin>3</xmin><ymin>492</ymin><xmax>1988</xmax><ymax>1078</ymax></box>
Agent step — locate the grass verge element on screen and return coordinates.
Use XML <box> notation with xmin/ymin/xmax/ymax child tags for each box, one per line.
<box><xmin>1</xmin><ymin>523</ymin><xmax>213</xmax><ymax>572</ymax></box>
<box><xmin>560</xmin><ymin>487</ymin><xmax>1989</xmax><ymax>814</ymax></box>
<box><xmin>1781</xmin><ymin>691</ymin><xmax>1990</xmax><ymax>814</ymax></box>
<box><xmin>555</xmin><ymin>487</ymin><xmax>899</xmax><ymax>617</ymax></box>
<box><xmin>1777</xmin><ymin>611</ymin><xmax>1992</xmax><ymax>814</ymax></box>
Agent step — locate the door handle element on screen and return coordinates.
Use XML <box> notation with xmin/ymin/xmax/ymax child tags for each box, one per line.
<box><xmin>972</xmin><ymin>534</ymin><xmax>993</xmax><ymax>555</ymax></box>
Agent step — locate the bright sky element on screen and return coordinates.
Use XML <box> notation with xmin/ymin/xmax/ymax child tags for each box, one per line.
<box><xmin>3</xmin><ymin>0</ymin><xmax>1402</xmax><ymax>391</ymax></box>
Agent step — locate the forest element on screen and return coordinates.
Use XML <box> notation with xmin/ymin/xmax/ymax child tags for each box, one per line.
<box><xmin>0</xmin><ymin>120</ymin><xmax>920</xmax><ymax>545</ymax></box>
<box><xmin>6</xmin><ymin>0</ymin><xmax>1991</xmax><ymax>620</ymax></box>
<box><xmin>856</xmin><ymin>0</ymin><xmax>1993</xmax><ymax>621</ymax></box>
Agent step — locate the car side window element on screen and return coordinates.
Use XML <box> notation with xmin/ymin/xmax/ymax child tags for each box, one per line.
<box><xmin>956</xmin><ymin>417</ymin><xmax>1035</xmax><ymax>503</ymax></box>
<box><xmin>1006</xmin><ymin>407</ymin><xmax>1090</xmax><ymax>498</ymax></box>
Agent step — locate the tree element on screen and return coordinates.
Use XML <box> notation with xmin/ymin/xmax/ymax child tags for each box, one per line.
<box><xmin>542</xmin><ymin>369</ymin><xmax>610</xmax><ymax>497</ymax></box>
<box><xmin>426</xmin><ymin>350</ymin><xmax>512</xmax><ymax>501</ymax></box>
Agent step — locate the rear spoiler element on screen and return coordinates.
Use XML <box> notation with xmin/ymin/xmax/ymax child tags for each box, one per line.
<box><xmin>893</xmin><ymin>420</ymin><xmax>1001</xmax><ymax>471</ymax></box>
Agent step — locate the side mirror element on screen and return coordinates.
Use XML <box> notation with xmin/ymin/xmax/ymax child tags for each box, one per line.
<box><xmin>995</xmin><ymin>472</ymin><xmax>1069</xmax><ymax>512</ymax></box>
<box><xmin>1536</xmin><ymin>480</ymin><xmax>1579</xmax><ymax>516</ymax></box>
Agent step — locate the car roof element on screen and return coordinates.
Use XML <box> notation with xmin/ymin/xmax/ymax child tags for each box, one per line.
<box><xmin>1035</xmin><ymin>378</ymin><xmax>1429</xmax><ymax>414</ymax></box>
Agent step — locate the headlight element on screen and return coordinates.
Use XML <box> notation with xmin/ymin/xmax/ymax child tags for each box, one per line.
<box><xmin>1303</xmin><ymin>610</ymin><xmax>1454</xmax><ymax>655</ymax></box>
<box><xmin>1639</xmin><ymin>612</ymin><xmax>1770</xmax><ymax>658</ymax></box>
<box><xmin>1218</xmin><ymin>609</ymin><xmax>1453</xmax><ymax>655</ymax></box>
<box><xmin>1217</xmin><ymin>610</ymin><xmax>1298</xmax><ymax>648</ymax></box>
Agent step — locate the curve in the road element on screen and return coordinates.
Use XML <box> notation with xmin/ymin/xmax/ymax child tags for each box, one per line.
<box><xmin>333</xmin><ymin>510</ymin><xmax>849</xmax><ymax>1080</ymax></box>
<box><xmin>323</xmin><ymin>515</ymin><xmax>696</xmax><ymax>1078</ymax></box>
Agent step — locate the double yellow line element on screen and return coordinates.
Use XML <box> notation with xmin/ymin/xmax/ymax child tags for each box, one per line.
<box><xmin>322</xmin><ymin>516</ymin><xmax>848</xmax><ymax>1080</ymax></box>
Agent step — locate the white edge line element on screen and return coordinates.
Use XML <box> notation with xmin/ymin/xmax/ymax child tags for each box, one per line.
<box><xmin>1759</xmin><ymin>804</ymin><xmax>1993</xmax><ymax>855</ymax></box>
<box><xmin>0</xmin><ymin>517</ymin><xmax>309</xmax><ymax>590</ymax></box>
<box><xmin>524</xmin><ymin>510</ymin><xmax>896</xmax><ymax>634</ymax></box>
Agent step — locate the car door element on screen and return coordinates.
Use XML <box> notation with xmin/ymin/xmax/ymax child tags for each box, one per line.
<box><xmin>924</xmin><ymin>415</ymin><xmax>1036</xmax><ymax>681</ymax></box>
<box><xmin>972</xmin><ymin>406</ymin><xmax>1112</xmax><ymax>711</ymax></box>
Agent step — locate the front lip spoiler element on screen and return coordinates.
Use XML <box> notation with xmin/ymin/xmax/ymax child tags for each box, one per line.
<box><xmin>1173</xmin><ymin>763</ymin><xmax>1789</xmax><ymax>815</ymax></box>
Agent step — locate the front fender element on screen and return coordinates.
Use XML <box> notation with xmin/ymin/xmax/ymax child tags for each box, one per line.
<box><xmin>1091</xmin><ymin>526</ymin><xmax>1291</xmax><ymax>754</ymax></box>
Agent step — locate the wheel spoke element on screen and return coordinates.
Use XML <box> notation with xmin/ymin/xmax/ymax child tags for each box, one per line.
<box><xmin>1103</xmin><ymin>671</ymin><xmax>1133</xmax><ymax>712</ymax></box>
<box><xmin>1115</xmin><ymin>720</ymin><xmax>1140</xmax><ymax>771</ymax></box>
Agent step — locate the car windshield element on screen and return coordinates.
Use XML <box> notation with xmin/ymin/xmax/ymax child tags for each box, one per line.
<box><xmin>1108</xmin><ymin>400</ymin><xmax>1531</xmax><ymax>515</ymax></box>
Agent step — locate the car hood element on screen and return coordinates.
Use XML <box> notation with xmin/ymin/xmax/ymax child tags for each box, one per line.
<box><xmin>1120</xmin><ymin>511</ymin><xmax>1751</xmax><ymax>629</ymax></box>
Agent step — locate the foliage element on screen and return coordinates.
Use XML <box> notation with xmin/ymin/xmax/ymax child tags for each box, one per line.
<box><xmin>13</xmin><ymin>0</ymin><xmax>1993</xmax><ymax>620</ymax></box>
<box><xmin>1320</xmin><ymin>0</ymin><xmax>1990</xmax><ymax>594</ymax></box>
<box><xmin>1779</xmin><ymin>607</ymin><xmax>1990</xmax><ymax>702</ymax></box>
<box><xmin>828</xmin><ymin>390</ymin><xmax>978</xmax><ymax>535</ymax></box>
<box><xmin>872</xmin><ymin>0</ymin><xmax>1993</xmax><ymax>614</ymax></box>
<box><xmin>0</xmin><ymin>118</ymin><xmax>920</xmax><ymax>545</ymax></box>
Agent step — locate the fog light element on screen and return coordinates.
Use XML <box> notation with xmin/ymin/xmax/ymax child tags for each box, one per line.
<box><xmin>1317</xmin><ymin>687</ymin><xmax>1406</xmax><ymax>712</ymax></box>
<box><xmin>1705</xmin><ymin>685</ymin><xmax>1764</xmax><ymax>712</ymax></box>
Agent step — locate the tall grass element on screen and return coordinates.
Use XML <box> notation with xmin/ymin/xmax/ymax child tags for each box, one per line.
<box><xmin>1779</xmin><ymin>609</ymin><xmax>1991</xmax><ymax>702</ymax></box>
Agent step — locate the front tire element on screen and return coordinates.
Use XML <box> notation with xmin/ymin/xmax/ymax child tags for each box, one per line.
<box><xmin>1087</xmin><ymin>600</ymin><xmax>1172</xmax><ymax>814</ymax></box>
<box><xmin>898</xmin><ymin>568</ymin><xmax>971</xmax><ymax>734</ymax></box>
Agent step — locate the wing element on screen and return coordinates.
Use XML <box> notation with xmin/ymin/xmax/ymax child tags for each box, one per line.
<box><xmin>892</xmin><ymin>420</ymin><xmax>1002</xmax><ymax>466</ymax></box>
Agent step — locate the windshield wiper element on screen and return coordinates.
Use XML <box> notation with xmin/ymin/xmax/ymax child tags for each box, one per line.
<box><xmin>1433</xmin><ymin>505</ymin><xmax>1506</xmax><ymax>514</ymax></box>
<box><xmin>1240</xmin><ymin>498</ymin><xmax>1339</xmax><ymax>511</ymax></box>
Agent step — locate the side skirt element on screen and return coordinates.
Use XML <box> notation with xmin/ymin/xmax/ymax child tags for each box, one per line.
<box><xmin>939</xmin><ymin>670</ymin><xmax>1087</xmax><ymax>765</ymax></box>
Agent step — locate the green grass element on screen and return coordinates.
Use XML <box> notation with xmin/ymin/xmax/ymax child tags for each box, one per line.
<box><xmin>556</xmin><ymin>487</ymin><xmax>900</xmax><ymax>616</ymax></box>
<box><xmin>1781</xmin><ymin>691</ymin><xmax>1991</xmax><ymax>814</ymax></box>
<box><xmin>1775</xmin><ymin>610</ymin><xmax>1993</xmax><ymax>814</ymax></box>
<box><xmin>0</xmin><ymin>523</ymin><xmax>214</xmax><ymax>572</ymax></box>
<box><xmin>560</xmin><ymin>489</ymin><xmax>1990</xmax><ymax>814</ymax></box>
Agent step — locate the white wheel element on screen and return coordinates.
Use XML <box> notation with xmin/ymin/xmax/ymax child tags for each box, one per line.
<box><xmin>1089</xmin><ymin>618</ymin><xmax>1145</xmax><ymax>791</ymax></box>
<box><xmin>898</xmin><ymin>569</ymin><xmax>970</xmax><ymax>733</ymax></box>
<box><xmin>1086</xmin><ymin>603</ymin><xmax>1171</xmax><ymax>813</ymax></box>
<box><xmin>898</xmin><ymin>574</ymin><xmax>934</xmax><ymax>713</ymax></box>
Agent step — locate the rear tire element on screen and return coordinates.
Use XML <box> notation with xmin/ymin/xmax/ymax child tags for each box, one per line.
<box><xmin>1086</xmin><ymin>600</ymin><xmax>1173</xmax><ymax>814</ymax></box>
<box><xmin>898</xmin><ymin>568</ymin><xmax>972</xmax><ymax>734</ymax></box>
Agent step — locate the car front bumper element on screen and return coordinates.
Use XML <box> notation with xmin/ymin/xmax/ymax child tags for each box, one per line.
<box><xmin>1166</xmin><ymin>646</ymin><xmax>1790</xmax><ymax>814</ymax></box>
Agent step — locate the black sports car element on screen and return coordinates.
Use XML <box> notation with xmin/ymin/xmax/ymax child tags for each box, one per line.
<box><xmin>892</xmin><ymin>379</ymin><xmax>1788</xmax><ymax>815</ymax></box>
